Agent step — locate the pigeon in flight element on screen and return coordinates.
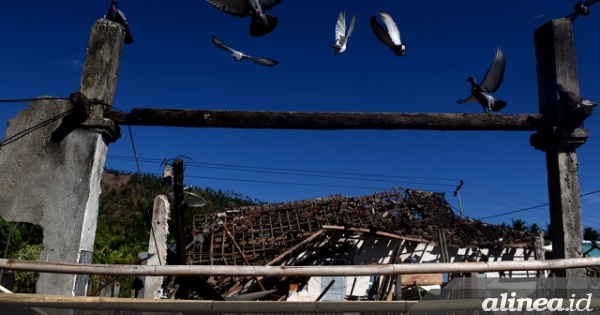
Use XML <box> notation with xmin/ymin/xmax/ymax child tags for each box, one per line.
<box><xmin>211</xmin><ymin>35</ymin><xmax>279</xmax><ymax>67</ymax></box>
<box><xmin>205</xmin><ymin>0</ymin><xmax>282</xmax><ymax>37</ymax></box>
<box><xmin>105</xmin><ymin>0</ymin><xmax>134</xmax><ymax>44</ymax></box>
<box><xmin>332</xmin><ymin>11</ymin><xmax>356</xmax><ymax>55</ymax></box>
<box><xmin>556</xmin><ymin>84</ymin><xmax>598</xmax><ymax>110</ymax></box>
<box><xmin>566</xmin><ymin>0</ymin><xmax>600</xmax><ymax>22</ymax></box>
<box><xmin>456</xmin><ymin>48</ymin><xmax>507</xmax><ymax>113</ymax></box>
<box><xmin>370</xmin><ymin>11</ymin><xmax>406</xmax><ymax>57</ymax></box>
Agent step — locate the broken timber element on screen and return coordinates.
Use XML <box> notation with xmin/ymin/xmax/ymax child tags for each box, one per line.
<box><xmin>106</xmin><ymin>109</ymin><xmax>542</xmax><ymax>131</ymax></box>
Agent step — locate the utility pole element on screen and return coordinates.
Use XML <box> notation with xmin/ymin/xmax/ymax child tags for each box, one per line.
<box><xmin>530</xmin><ymin>11</ymin><xmax>595</xmax><ymax>308</ymax></box>
<box><xmin>453</xmin><ymin>180</ymin><xmax>464</xmax><ymax>218</ymax></box>
<box><xmin>172</xmin><ymin>158</ymin><xmax>188</xmax><ymax>266</ymax></box>
<box><xmin>531</xmin><ymin>18</ymin><xmax>590</xmax><ymax>278</ymax></box>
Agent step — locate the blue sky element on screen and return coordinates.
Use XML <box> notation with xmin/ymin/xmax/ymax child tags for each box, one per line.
<box><xmin>1</xmin><ymin>0</ymin><xmax>600</xmax><ymax>230</ymax></box>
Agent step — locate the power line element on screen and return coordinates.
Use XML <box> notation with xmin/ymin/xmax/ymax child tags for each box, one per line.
<box><xmin>107</xmin><ymin>155</ymin><xmax>459</xmax><ymax>182</ymax></box>
<box><xmin>110</xmin><ymin>168</ymin><xmax>456</xmax><ymax>192</ymax></box>
<box><xmin>124</xmin><ymin>127</ymin><xmax>162</xmax><ymax>265</ymax></box>
<box><xmin>469</xmin><ymin>184</ymin><xmax>543</xmax><ymax>206</ymax></box>
<box><xmin>478</xmin><ymin>189</ymin><xmax>600</xmax><ymax>220</ymax></box>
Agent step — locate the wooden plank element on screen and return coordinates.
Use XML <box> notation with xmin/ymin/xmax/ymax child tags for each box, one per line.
<box><xmin>321</xmin><ymin>225</ymin><xmax>428</xmax><ymax>242</ymax></box>
<box><xmin>264</xmin><ymin>230</ymin><xmax>326</xmax><ymax>266</ymax></box>
<box><xmin>221</xmin><ymin>224</ymin><xmax>266</xmax><ymax>291</ymax></box>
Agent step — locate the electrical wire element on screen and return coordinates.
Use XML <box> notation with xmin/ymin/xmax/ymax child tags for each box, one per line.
<box><xmin>478</xmin><ymin>189</ymin><xmax>600</xmax><ymax>220</ymax></box>
<box><xmin>106</xmin><ymin>155</ymin><xmax>456</xmax><ymax>187</ymax></box>
<box><xmin>125</xmin><ymin>126</ymin><xmax>162</xmax><ymax>265</ymax></box>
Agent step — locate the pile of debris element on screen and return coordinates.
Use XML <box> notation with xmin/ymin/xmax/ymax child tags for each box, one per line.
<box><xmin>189</xmin><ymin>188</ymin><xmax>533</xmax><ymax>267</ymax></box>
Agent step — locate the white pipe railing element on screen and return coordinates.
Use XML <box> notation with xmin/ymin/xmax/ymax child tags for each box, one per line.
<box><xmin>2</xmin><ymin>294</ymin><xmax>600</xmax><ymax>313</ymax></box>
<box><xmin>0</xmin><ymin>257</ymin><xmax>598</xmax><ymax>277</ymax></box>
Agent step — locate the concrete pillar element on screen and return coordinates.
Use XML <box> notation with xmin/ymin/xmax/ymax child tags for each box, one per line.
<box><xmin>0</xmin><ymin>18</ymin><xmax>124</xmax><ymax>300</ymax></box>
<box><xmin>143</xmin><ymin>195</ymin><xmax>170</xmax><ymax>299</ymax></box>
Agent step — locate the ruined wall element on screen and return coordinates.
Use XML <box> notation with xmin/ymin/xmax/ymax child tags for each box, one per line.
<box><xmin>0</xmin><ymin>98</ymin><xmax>115</xmax><ymax>295</ymax></box>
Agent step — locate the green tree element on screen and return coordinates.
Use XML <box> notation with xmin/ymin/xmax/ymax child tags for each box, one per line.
<box><xmin>511</xmin><ymin>219</ymin><xmax>528</xmax><ymax>232</ymax></box>
<box><xmin>11</xmin><ymin>244</ymin><xmax>44</xmax><ymax>293</ymax></box>
<box><xmin>583</xmin><ymin>227</ymin><xmax>600</xmax><ymax>241</ymax></box>
<box><xmin>529</xmin><ymin>223</ymin><xmax>541</xmax><ymax>235</ymax></box>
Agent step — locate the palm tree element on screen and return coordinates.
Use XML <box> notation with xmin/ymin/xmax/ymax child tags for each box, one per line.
<box><xmin>583</xmin><ymin>227</ymin><xmax>600</xmax><ymax>241</ymax></box>
<box><xmin>511</xmin><ymin>219</ymin><xmax>528</xmax><ymax>232</ymax></box>
<box><xmin>529</xmin><ymin>223</ymin><xmax>541</xmax><ymax>235</ymax></box>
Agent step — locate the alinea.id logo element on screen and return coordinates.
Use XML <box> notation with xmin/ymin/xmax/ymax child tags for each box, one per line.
<box><xmin>482</xmin><ymin>292</ymin><xmax>593</xmax><ymax>312</ymax></box>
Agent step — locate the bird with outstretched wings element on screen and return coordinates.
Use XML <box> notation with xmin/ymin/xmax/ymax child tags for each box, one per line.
<box><xmin>205</xmin><ymin>0</ymin><xmax>282</xmax><ymax>37</ymax></box>
<box><xmin>211</xmin><ymin>35</ymin><xmax>279</xmax><ymax>67</ymax></box>
<box><xmin>332</xmin><ymin>11</ymin><xmax>356</xmax><ymax>55</ymax></box>
<box><xmin>370</xmin><ymin>11</ymin><xmax>406</xmax><ymax>57</ymax></box>
<box><xmin>456</xmin><ymin>48</ymin><xmax>507</xmax><ymax>113</ymax></box>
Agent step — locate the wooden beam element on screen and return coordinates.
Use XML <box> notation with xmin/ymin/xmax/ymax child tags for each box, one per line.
<box><xmin>106</xmin><ymin>109</ymin><xmax>542</xmax><ymax>131</ymax></box>
<box><xmin>264</xmin><ymin>230</ymin><xmax>325</xmax><ymax>266</ymax></box>
<box><xmin>322</xmin><ymin>225</ymin><xmax>428</xmax><ymax>243</ymax></box>
<box><xmin>221</xmin><ymin>224</ymin><xmax>266</xmax><ymax>291</ymax></box>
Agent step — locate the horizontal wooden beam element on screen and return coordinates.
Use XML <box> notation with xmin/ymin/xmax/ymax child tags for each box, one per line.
<box><xmin>106</xmin><ymin>109</ymin><xmax>543</xmax><ymax>131</ymax></box>
<box><xmin>0</xmin><ymin>257</ymin><xmax>597</xmax><ymax>276</ymax></box>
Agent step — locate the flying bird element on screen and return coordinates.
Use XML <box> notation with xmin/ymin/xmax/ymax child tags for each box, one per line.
<box><xmin>456</xmin><ymin>48</ymin><xmax>507</xmax><ymax>114</ymax></box>
<box><xmin>205</xmin><ymin>0</ymin><xmax>282</xmax><ymax>37</ymax></box>
<box><xmin>332</xmin><ymin>11</ymin><xmax>356</xmax><ymax>55</ymax></box>
<box><xmin>556</xmin><ymin>84</ymin><xmax>598</xmax><ymax>110</ymax></box>
<box><xmin>211</xmin><ymin>35</ymin><xmax>279</xmax><ymax>67</ymax></box>
<box><xmin>105</xmin><ymin>0</ymin><xmax>134</xmax><ymax>44</ymax></box>
<box><xmin>370</xmin><ymin>11</ymin><xmax>406</xmax><ymax>57</ymax></box>
<box><xmin>566</xmin><ymin>0</ymin><xmax>600</xmax><ymax>22</ymax></box>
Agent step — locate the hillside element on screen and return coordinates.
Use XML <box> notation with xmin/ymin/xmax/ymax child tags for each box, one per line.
<box><xmin>0</xmin><ymin>169</ymin><xmax>259</xmax><ymax>295</ymax></box>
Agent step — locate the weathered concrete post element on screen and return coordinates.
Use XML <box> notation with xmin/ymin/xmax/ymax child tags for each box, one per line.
<box><xmin>531</xmin><ymin>19</ymin><xmax>587</xmax><ymax>278</ymax></box>
<box><xmin>0</xmin><ymin>18</ymin><xmax>124</xmax><ymax>299</ymax></box>
<box><xmin>143</xmin><ymin>195</ymin><xmax>170</xmax><ymax>299</ymax></box>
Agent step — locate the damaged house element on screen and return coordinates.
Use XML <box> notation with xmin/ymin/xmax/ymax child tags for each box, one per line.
<box><xmin>179</xmin><ymin>188</ymin><xmax>538</xmax><ymax>301</ymax></box>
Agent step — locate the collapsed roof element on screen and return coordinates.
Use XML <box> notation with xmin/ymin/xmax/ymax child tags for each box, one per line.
<box><xmin>189</xmin><ymin>188</ymin><xmax>534</xmax><ymax>267</ymax></box>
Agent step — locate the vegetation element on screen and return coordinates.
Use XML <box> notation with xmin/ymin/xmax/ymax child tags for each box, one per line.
<box><xmin>0</xmin><ymin>169</ymin><xmax>259</xmax><ymax>295</ymax></box>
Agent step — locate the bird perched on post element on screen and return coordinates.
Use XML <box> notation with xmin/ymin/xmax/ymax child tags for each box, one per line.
<box><xmin>332</xmin><ymin>11</ymin><xmax>356</xmax><ymax>55</ymax></box>
<box><xmin>105</xmin><ymin>0</ymin><xmax>134</xmax><ymax>44</ymax></box>
<box><xmin>370</xmin><ymin>11</ymin><xmax>406</xmax><ymax>57</ymax></box>
<box><xmin>566</xmin><ymin>0</ymin><xmax>600</xmax><ymax>22</ymax></box>
<box><xmin>211</xmin><ymin>35</ymin><xmax>279</xmax><ymax>67</ymax></box>
<box><xmin>205</xmin><ymin>0</ymin><xmax>282</xmax><ymax>37</ymax></box>
<box><xmin>456</xmin><ymin>48</ymin><xmax>507</xmax><ymax>114</ymax></box>
<box><xmin>556</xmin><ymin>84</ymin><xmax>598</xmax><ymax>110</ymax></box>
